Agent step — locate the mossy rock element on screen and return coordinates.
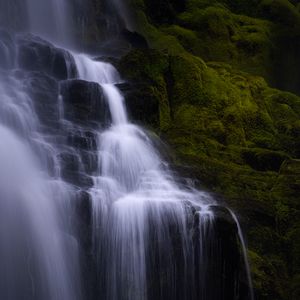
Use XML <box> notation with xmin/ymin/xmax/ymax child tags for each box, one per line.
<box><xmin>121</xmin><ymin>1</ymin><xmax>300</xmax><ymax>296</ymax></box>
<box><xmin>119</xmin><ymin>45</ymin><xmax>300</xmax><ymax>299</ymax></box>
<box><xmin>129</xmin><ymin>0</ymin><xmax>300</xmax><ymax>97</ymax></box>
<box><xmin>118</xmin><ymin>49</ymin><xmax>172</xmax><ymax>129</ymax></box>
<box><xmin>177</xmin><ymin>5</ymin><xmax>274</xmax><ymax>77</ymax></box>
<box><xmin>241</xmin><ymin>148</ymin><xmax>290</xmax><ymax>171</ymax></box>
<box><xmin>259</xmin><ymin>0</ymin><xmax>300</xmax><ymax>27</ymax></box>
<box><xmin>248</xmin><ymin>250</ymin><xmax>288</xmax><ymax>299</ymax></box>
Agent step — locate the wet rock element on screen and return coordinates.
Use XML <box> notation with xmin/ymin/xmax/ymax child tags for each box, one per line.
<box><xmin>74</xmin><ymin>190</ymin><xmax>98</xmax><ymax>300</ymax></box>
<box><xmin>241</xmin><ymin>148</ymin><xmax>289</xmax><ymax>172</ymax></box>
<box><xmin>17</xmin><ymin>35</ymin><xmax>77</xmax><ymax>79</ymax></box>
<box><xmin>192</xmin><ymin>205</ymin><xmax>251</xmax><ymax>300</ymax></box>
<box><xmin>60</xmin><ymin>79</ymin><xmax>110</xmax><ymax>126</ymax></box>
<box><xmin>59</xmin><ymin>151</ymin><xmax>93</xmax><ymax>188</ymax></box>
<box><xmin>66</xmin><ymin>130</ymin><xmax>98</xmax><ymax>151</ymax></box>
<box><xmin>23</xmin><ymin>71</ymin><xmax>60</xmax><ymax>129</ymax></box>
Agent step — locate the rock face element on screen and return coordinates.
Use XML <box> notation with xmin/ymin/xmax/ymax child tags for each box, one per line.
<box><xmin>117</xmin><ymin>1</ymin><xmax>300</xmax><ymax>299</ymax></box>
<box><xmin>17</xmin><ymin>35</ymin><xmax>77</xmax><ymax>79</ymax></box>
<box><xmin>117</xmin><ymin>82</ymin><xmax>160</xmax><ymax>126</ymax></box>
<box><xmin>60</xmin><ymin>79</ymin><xmax>109</xmax><ymax>126</ymax></box>
<box><xmin>130</xmin><ymin>0</ymin><xmax>300</xmax><ymax>95</ymax></box>
<box><xmin>144</xmin><ymin>204</ymin><xmax>252</xmax><ymax>300</ymax></box>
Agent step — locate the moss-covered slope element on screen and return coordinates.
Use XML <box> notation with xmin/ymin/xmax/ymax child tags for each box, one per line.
<box><xmin>118</xmin><ymin>0</ymin><xmax>300</xmax><ymax>299</ymax></box>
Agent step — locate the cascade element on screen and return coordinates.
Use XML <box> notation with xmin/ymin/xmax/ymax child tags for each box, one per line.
<box><xmin>0</xmin><ymin>0</ymin><xmax>254</xmax><ymax>300</ymax></box>
<box><xmin>26</xmin><ymin>0</ymin><xmax>73</xmax><ymax>44</ymax></box>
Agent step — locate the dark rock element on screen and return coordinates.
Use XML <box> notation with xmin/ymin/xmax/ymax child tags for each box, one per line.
<box><xmin>59</xmin><ymin>151</ymin><xmax>93</xmax><ymax>187</ymax></box>
<box><xmin>17</xmin><ymin>35</ymin><xmax>77</xmax><ymax>80</ymax></box>
<box><xmin>60</xmin><ymin>79</ymin><xmax>110</xmax><ymax>126</ymax></box>
<box><xmin>145</xmin><ymin>203</ymin><xmax>251</xmax><ymax>300</ymax></box>
<box><xmin>144</xmin><ymin>0</ymin><xmax>186</xmax><ymax>24</ymax></box>
<box><xmin>122</xmin><ymin>29</ymin><xmax>149</xmax><ymax>49</ymax></box>
<box><xmin>75</xmin><ymin>189</ymin><xmax>98</xmax><ymax>300</ymax></box>
<box><xmin>241</xmin><ymin>148</ymin><xmax>289</xmax><ymax>172</ymax></box>
<box><xmin>23</xmin><ymin>71</ymin><xmax>60</xmax><ymax>129</ymax></box>
<box><xmin>79</xmin><ymin>150</ymin><xmax>99</xmax><ymax>174</ymax></box>
<box><xmin>192</xmin><ymin>205</ymin><xmax>251</xmax><ymax>300</ymax></box>
<box><xmin>117</xmin><ymin>82</ymin><xmax>159</xmax><ymax>127</ymax></box>
<box><xmin>66</xmin><ymin>130</ymin><xmax>98</xmax><ymax>151</ymax></box>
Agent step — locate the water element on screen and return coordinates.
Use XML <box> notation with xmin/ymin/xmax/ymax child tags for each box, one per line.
<box><xmin>111</xmin><ymin>0</ymin><xmax>134</xmax><ymax>31</ymax></box>
<box><xmin>0</xmin><ymin>72</ymin><xmax>81</xmax><ymax>300</ymax></box>
<box><xmin>75</xmin><ymin>54</ymin><xmax>254</xmax><ymax>299</ymax></box>
<box><xmin>26</xmin><ymin>0</ymin><xmax>73</xmax><ymax>45</ymax></box>
<box><xmin>0</xmin><ymin>0</ymin><xmax>254</xmax><ymax>299</ymax></box>
<box><xmin>231</xmin><ymin>210</ymin><xmax>255</xmax><ymax>300</ymax></box>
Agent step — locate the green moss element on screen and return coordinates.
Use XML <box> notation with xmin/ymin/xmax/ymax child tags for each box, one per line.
<box><xmin>118</xmin><ymin>48</ymin><xmax>169</xmax><ymax>82</ymax></box>
<box><xmin>248</xmin><ymin>250</ymin><xmax>276</xmax><ymax>299</ymax></box>
<box><xmin>177</xmin><ymin>5</ymin><xmax>273</xmax><ymax>76</ymax></box>
<box><xmin>129</xmin><ymin>2</ymin><xmax>186</xmax><ymax>54</ymax></box>
<box><xmin>118</xmin><ymin>49</ymin><xmax>172</xmax><ymax>129</ymax></box>
<box><xmin>122</xmin><ymin>2</ymin><xmax>300</xmax><ymax>297</ymax></box>
<box><xmin>169</xmin><ymin>54</ymin><xmax>206</xmax><ymax>106</ymax></box>
<box><xmin>161</xmin><ymin>25</ymin><xmax>202</xmax><ymax>55</ymax></box>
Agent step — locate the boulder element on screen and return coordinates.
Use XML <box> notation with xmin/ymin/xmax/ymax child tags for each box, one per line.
<box><xmin>17</xmin><ymin>35</ymin><xmax>77</xmax><ymax>79</ymax></box>
<box><xmin>60</xmin><ymin>79</ymin><xmax>110</xmax><ymax>126</ymax></box>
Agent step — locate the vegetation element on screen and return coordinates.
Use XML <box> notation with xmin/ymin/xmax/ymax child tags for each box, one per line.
<box><xmin>118</xmin><ymin>0</ymin><xmax>300</xmax><ymax>299</ymax></box>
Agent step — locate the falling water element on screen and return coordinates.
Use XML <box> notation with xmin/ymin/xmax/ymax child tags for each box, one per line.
<box><xmin>0</xmin><ymin>0</ymin><xmax>254</xmax><ymax>299</ymax></box>
<box><xmin>111</xmin><ymin>0</ymin><xmax>134</xmax><ymax>31</ymax></box>
<box><xmin>0</xmin><ymin>62</ymin><xmax>81</xmax><ymax>299</ymax></box>
<box><xmin>230</xmin><ymin>210</ymin><xmax>255</xmax><ymax>300</ymax></box>
<box><xmin>74</xmin><ymin>54</ymin><xmax>254</xmax><ymax>299</ymax></box>
<box><xmin>0</xmin><ymin>0</ymin><xmax>81</xmax><ymax>299</ymax></box>
<box><xmin>26</xmin><ymin>0</ymin><xmax>72</xmax><ymax>44</ymax></box>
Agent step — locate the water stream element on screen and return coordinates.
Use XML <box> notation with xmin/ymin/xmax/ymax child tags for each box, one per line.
<box><xmin>0</xmin><ymin>0</ymin><xmax>254</xmax><ymax>299</ymax></box>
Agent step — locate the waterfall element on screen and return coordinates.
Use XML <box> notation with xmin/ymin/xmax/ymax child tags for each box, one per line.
<box><xmin>0</xmin><ymin>48</ymin><xmax>81</xmax><ymax>299</ymax></box>
<box><xmin>111</xmin><ymin>0</ymin><xmax>134</xmax><ymax>31</ymax></box>
<box><xmin>74</xmin><ymin>54</ymin><xmax>254</xmax><ymax>299</ymax></box>
<box><xmin>0</xmin><ymin>0</ymin><xmax>254</xmax><ymax>299</ymax></box>
<box><xmin>26</xmin><ymin>0</ymin><xmax>73</xmax><ymax>45</ymax></box>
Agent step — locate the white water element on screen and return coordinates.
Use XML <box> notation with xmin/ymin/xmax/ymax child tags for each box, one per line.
<box><xmin>26</xmin><ymin>0</ymin><xmax>73</xmax><ymax>45</ymax></box>
<box><xmin>231</xmin><ymin>210</ymin><xmax>255</xmax><ymax>300</ymax></box>
<box><xmin>75</xmin><ymin>53</ymin><xmax>221</xmax><ymax>299</ymax></box>
<box><xmin>0</xmin><ymin>74</ymin><xmax>81</xmax><ymax>299</ymax></box>
<box><xmin>0</xmin><ymin>3</ymin><xmax>82</xmax><ymax>298</ymax></box>
<box><xmin>0</xmin><ymin>0</ymin><xmax>255</xmax><ymax>298</ymax></box>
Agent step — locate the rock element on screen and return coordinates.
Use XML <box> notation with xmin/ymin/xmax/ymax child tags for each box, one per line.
<box><xmin>241</xmin><ymin>148</ymin><xmax>290</xmax><ymax>172</ymax></box>
<box><xmin>17</xmin><ymin>35</ymin><xmax>77</xmax><ymax>79</ymax></box>
<box><xmin>60</xmin><ymin>79</ymin><xmax>110</xmax><ymax>126</ymax></box>
<box><xmin>117</xmin><ymin>82</ymin><xmax>159</xmax><ymax>126</ymax></box>
<box><xmin>66</xmin><ymin>129</ymin><xmax>99</xmax><ymax>174</ymax></box>
<box><xmin>143</xmin><ymin>0</ymin><xmax>186</xmax><ymax>24</ymax></box>
<box><xmin>67</xmin><ymin>130</ymin><xmax>98</xmax><ymax>151</ymax></box>
<box><xmin>74</xmin><ymin>190</ymin><xmax>98</xmax><ymax>300</ymax></box>
<box><xmin>22</xmin><ymin>71</ymin><xmax>60</xmax><ymax>129</ymax></box>
<box><xmin>122</xmin><ymin>29</ymin><xmax>149</xmax><ymax>49</ymax></box>
<box><xmin>192</xmin><ymin>205</ymin><xmax>251</xmax><ymax>300</ymax></box>
<box><xmin>279</xmin><ymin>158</ymin><xmax>300</xmax><ymax>175</ymax></box>
<box><xmin>58</xmin><ymin>151</ymin><xmax>93</xmax><ymax>188</ymax></box>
